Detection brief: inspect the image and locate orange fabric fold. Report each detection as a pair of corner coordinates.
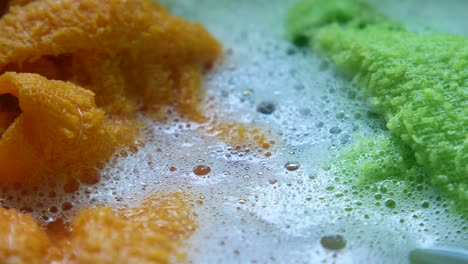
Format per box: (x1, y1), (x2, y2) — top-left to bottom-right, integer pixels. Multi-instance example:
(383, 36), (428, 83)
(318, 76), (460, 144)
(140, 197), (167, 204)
(0, 72), (136, 184)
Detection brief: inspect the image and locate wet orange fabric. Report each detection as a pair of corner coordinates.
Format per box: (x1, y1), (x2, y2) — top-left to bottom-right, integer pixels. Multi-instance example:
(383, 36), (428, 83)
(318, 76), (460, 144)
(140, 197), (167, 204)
(0, 0), (221, 117)
(0, 0), (36, 16)
(60, 193), (197, 264)
(0, 207), (50, 264)
(0, 0), (221, 183)
(9, 0), (36, 6)
(0, 1), (218, 262)
(0, 72), (136, 184)
(0, 194), (196, 264)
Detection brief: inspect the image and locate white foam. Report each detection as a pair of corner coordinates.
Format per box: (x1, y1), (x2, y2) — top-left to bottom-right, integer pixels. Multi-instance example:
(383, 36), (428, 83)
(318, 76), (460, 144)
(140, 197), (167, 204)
(158, 1), (466, 263)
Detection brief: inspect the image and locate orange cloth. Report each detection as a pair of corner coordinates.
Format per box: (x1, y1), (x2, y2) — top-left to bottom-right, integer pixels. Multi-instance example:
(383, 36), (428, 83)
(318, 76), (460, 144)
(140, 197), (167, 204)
(0, 1), (219, 261)
(0, 194), (196, 264)
(0, 72), (135, 184)
(0, 0), (221, 183)
(0, 207), (50, 264)
(0, 0), (221, 116)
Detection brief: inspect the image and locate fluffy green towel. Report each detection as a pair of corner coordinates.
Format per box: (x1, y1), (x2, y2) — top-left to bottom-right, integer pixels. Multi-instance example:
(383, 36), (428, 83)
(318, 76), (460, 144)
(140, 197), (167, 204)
(287, 0), (467, 214)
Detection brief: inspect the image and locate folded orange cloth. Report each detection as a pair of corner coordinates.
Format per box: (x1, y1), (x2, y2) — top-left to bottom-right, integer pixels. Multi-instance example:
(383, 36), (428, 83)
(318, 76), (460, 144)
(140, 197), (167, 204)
(0, 0), (221, 117)
(0, 0), (221, 184)
(0, 72), (135, 184)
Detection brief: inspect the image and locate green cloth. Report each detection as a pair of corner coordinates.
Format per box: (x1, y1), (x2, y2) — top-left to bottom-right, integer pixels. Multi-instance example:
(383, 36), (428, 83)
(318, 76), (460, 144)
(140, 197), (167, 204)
(287, 0), (467, 214)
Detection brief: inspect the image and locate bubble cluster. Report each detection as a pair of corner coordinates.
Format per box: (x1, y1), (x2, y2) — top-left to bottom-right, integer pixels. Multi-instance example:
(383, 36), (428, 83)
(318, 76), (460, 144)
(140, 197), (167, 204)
(157, 0), (467, 263)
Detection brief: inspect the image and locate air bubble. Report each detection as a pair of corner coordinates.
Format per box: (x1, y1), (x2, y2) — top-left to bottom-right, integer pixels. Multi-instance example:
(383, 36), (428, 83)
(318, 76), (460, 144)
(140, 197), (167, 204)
(79, 168), (101, 185)
(49, 206), (58, 214)
(243, 89), (254, 96)
(63, 179), (80, 193)
(61, 202), (73, 211)
(320, 235), (347, 250)
(384, 199), (396, 209)
(193, 165), (212, 176)
(421, 201), (430, 208)
(329, 127), (342, 134)
(256, 101), (276, 114)
(284, 162), (300, 171)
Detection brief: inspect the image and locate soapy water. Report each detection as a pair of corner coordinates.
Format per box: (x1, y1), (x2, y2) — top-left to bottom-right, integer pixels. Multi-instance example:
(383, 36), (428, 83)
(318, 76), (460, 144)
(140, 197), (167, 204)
(0, 0), (466, 263)
(368, 0), (468, 36)
(165, 1), (466, 263)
